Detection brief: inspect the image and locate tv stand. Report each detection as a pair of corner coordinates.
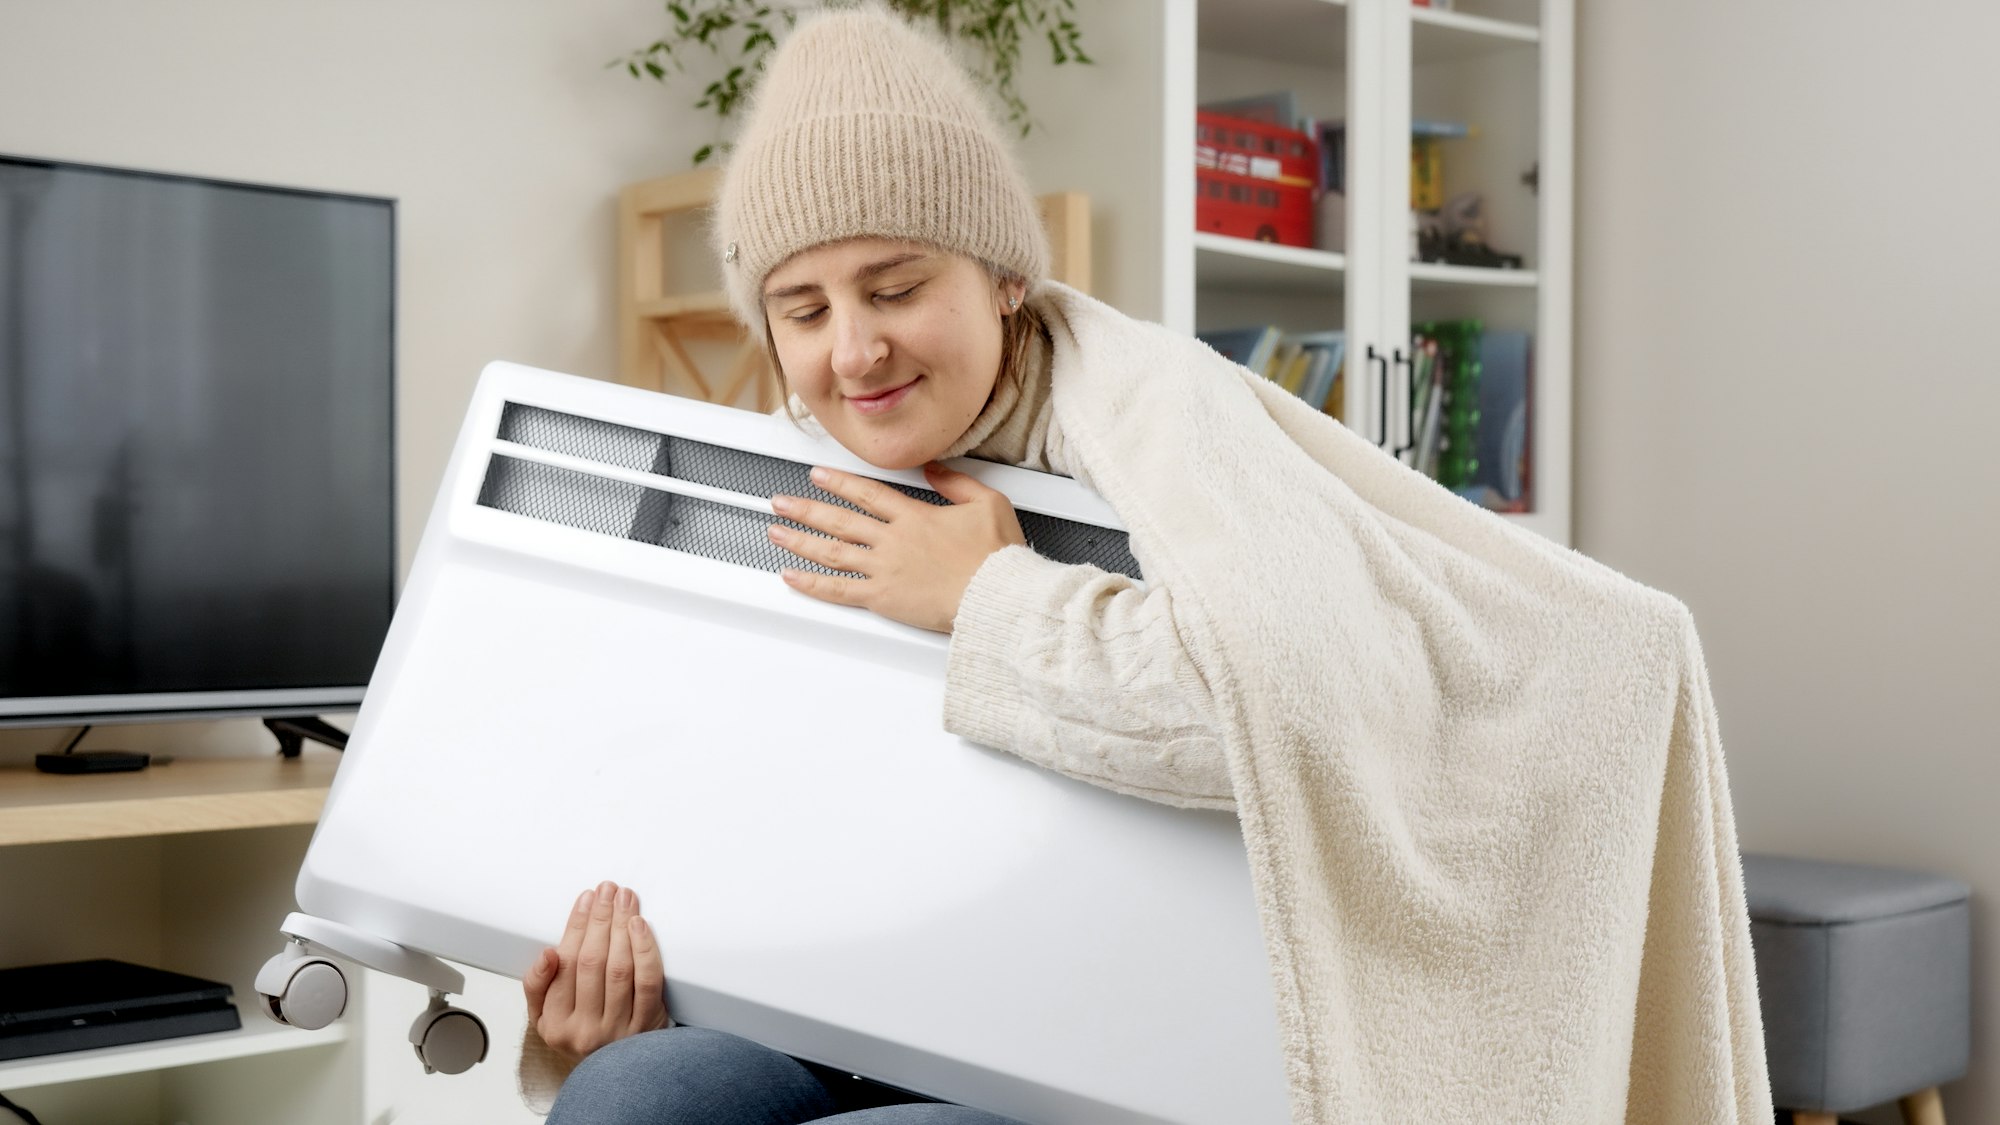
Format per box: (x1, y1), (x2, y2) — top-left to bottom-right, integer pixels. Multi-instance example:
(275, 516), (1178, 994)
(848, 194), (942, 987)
(0, 754), (352, 1122)
(263, 716), (349, 759)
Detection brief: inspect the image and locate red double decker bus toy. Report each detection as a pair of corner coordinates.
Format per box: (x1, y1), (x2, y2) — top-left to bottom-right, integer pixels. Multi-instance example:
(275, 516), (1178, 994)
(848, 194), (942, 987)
(1195, 111), (1317, 247)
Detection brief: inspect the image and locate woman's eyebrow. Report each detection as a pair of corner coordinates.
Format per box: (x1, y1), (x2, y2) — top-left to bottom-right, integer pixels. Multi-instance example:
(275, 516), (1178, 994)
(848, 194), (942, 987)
(763, 253), (930, 303)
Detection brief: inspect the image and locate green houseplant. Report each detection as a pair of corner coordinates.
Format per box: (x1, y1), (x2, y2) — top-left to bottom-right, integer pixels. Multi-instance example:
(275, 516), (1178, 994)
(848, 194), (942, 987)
(616, 0), (1092, 166)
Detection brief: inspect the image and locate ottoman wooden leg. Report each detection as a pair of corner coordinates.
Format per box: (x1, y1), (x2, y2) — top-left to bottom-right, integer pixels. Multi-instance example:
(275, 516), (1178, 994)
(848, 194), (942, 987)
(1900, 1086), (1946, 1125)
(1794, 1113), (1838, 1125)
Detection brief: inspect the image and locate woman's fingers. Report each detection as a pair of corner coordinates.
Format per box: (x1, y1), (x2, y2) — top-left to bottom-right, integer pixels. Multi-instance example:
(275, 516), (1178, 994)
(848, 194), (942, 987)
(629, 916), (668, 1033)
(522, 947), (559, 1024)
(603, 887), (637, 1029)
(769, 494), (884, 545)
(544, 888), (594, 1019)
(780, 566), (871, 608)
(806, 465), (914, 520)
(768, 523), (868, 575)
(922, 461), (993, 504)
(573, 881), (617, 1023)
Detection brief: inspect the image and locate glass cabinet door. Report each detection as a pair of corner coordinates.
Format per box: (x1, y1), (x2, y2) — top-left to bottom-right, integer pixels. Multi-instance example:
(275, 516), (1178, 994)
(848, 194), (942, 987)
(1379, 0), (1568, 540)
(1189, 0), (1360, 432)
(1178, 0), (1570, 544)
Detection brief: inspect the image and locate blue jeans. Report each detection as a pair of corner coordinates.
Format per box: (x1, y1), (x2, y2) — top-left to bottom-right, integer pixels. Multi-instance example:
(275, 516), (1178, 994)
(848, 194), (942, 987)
(546, 1027), (1026, 1125)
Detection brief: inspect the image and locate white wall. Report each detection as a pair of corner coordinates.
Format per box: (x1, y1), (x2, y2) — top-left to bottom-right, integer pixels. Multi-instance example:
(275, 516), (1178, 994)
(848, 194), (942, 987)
(0, 0), (728, 1119)
(1576, 2), (2000, 1120)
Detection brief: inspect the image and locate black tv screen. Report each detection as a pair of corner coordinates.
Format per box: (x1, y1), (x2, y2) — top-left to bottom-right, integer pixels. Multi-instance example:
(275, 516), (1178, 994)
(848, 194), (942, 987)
(0, 156), (395, 725)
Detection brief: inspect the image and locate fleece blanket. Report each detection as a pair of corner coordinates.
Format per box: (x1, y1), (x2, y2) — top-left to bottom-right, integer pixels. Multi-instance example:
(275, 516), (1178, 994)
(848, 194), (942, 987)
(1032, 281), (1771, 1123)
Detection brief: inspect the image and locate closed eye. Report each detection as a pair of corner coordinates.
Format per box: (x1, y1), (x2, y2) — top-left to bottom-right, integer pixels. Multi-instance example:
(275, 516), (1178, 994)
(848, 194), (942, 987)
(783, 284), (920, 325)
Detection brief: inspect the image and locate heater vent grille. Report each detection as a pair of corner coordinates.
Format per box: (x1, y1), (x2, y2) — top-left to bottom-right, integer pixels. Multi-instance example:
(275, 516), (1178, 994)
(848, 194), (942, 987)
(478, 455), (841, 575)
(481, 403), (1143, 580)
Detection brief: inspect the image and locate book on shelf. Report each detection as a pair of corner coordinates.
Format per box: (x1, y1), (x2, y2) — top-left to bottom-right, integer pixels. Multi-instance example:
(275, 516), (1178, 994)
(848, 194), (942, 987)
(1316, 121), (1346, 195)
(1277, 116), (1468, 254)
(1195, 325), (1283, 377)
(1454, 329), (1533, 513)
(1289, 330), (1346, 413)
(1408, 336), (1442, 474)
(1269, 340), (1309, 393)
(1411, 119), (1471, 139)
(1408, 121), (1468, 213)
(1195, 326), (1347, 414)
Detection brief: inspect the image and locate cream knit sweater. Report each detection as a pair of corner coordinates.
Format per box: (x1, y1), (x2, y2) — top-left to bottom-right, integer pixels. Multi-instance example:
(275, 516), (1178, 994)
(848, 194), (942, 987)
(523, 283), (1772, 1122)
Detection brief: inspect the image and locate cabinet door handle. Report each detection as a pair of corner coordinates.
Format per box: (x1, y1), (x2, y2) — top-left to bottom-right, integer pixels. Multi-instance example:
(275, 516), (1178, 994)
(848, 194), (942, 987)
(1366, 344), (1391, 448)
(1390, 348), (1415, 460)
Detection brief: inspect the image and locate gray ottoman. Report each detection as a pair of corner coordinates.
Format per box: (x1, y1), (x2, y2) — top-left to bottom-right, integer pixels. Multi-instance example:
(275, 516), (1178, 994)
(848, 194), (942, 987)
(1742, 853), (1971, 1125)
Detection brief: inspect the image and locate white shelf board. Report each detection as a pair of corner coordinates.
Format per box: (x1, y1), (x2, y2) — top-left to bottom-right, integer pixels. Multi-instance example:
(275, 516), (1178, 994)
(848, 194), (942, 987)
(1408, 260), (1539, 289)
(1198, 0), (1347, 70)
(1412, 8), (1539, 64)
(1195, 232), (1346, 295)
(0, 1000), (350, 1091)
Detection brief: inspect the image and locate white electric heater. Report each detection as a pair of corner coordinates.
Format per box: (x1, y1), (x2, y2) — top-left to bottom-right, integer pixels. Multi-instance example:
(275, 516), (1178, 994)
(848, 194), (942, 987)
(274, 361), (1289, 1123)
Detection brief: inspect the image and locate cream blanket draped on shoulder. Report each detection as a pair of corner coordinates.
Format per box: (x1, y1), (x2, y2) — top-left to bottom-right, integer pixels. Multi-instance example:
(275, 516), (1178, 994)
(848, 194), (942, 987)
(1026, 281), (1771, 1123)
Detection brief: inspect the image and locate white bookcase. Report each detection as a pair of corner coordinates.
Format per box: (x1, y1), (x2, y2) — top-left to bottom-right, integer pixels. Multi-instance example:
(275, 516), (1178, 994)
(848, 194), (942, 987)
(1024, 0), (1573, 545)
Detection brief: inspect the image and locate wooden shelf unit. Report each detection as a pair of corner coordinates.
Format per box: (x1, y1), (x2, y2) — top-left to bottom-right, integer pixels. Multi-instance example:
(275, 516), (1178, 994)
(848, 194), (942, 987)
(0, 753), (358, 1123)
(0, 754), (336, 847)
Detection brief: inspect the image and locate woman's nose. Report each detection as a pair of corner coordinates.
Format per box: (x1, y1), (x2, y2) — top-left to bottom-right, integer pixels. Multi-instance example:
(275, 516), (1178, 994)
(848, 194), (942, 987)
(830, 306), (888, 380)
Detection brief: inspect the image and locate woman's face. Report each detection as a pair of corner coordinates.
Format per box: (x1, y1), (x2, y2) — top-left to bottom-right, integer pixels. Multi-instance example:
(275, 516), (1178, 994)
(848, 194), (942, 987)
(763, 238), (1023, 470)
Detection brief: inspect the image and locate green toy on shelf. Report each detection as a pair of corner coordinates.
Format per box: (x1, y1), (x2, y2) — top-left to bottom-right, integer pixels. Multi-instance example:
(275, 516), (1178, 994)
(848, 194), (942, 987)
(1410, 319), (1481, 490)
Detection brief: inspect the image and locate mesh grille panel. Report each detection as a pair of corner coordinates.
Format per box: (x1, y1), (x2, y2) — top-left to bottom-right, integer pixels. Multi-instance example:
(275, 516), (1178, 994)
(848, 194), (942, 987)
(478, 456), (847, 576)
(1016, 511), (1142, 578)
(487, 402), (1142, 580)
(497, 403), (663, 472)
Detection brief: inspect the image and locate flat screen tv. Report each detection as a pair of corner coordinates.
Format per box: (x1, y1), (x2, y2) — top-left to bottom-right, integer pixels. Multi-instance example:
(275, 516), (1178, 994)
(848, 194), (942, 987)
(0, 155), (395, 728)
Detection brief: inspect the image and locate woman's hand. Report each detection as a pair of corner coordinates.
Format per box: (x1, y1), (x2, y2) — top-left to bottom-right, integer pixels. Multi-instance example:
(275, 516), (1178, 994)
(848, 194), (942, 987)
(768, 463), (1027, 634)
(522, 881), (669, 1067)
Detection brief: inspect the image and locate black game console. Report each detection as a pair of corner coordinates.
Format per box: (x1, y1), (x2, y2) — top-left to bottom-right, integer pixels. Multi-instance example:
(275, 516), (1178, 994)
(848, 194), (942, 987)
(0, 959), (241, 1061)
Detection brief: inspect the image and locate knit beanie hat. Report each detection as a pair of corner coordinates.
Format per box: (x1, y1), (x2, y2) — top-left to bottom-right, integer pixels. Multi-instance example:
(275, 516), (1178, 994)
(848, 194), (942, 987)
(711, 3), (1050, 342)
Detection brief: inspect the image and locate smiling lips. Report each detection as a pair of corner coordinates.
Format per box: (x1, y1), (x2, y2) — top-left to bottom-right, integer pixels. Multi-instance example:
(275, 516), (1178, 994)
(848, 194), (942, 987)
(847, 377), (919, 416)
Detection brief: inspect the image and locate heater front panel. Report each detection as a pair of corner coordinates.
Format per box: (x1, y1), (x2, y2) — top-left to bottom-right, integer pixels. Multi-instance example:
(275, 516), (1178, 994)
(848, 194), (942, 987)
(296, 363), (1289, 1124)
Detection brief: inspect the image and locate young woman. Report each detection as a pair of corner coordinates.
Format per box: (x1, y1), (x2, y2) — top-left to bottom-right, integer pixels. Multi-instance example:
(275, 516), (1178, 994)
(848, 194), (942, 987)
(519, 5), (1771, 1124)
(519, 8), (1228, 1121)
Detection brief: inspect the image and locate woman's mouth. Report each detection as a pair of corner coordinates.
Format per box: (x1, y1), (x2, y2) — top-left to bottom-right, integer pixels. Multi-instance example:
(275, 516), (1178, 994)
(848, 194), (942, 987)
(848, 378), (919, 416)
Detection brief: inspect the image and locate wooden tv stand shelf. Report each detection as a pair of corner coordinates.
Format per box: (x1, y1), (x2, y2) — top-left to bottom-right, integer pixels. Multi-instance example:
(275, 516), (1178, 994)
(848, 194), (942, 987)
(0, 750), (360, 1119)
(0, 754), (338, 847)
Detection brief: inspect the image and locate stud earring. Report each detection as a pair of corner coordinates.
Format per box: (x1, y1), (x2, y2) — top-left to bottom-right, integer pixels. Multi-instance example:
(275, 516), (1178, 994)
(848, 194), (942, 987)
(1008, 296), (1019, 309)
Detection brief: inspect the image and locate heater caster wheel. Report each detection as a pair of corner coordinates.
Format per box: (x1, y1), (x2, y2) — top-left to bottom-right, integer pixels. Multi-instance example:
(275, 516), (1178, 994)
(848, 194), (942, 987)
(254, 946), (348, 1030)
(409, 992), (489, 1075)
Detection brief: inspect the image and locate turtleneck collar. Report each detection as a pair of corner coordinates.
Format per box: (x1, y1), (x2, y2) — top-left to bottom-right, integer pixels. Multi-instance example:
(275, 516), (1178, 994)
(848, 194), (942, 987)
(941, 315), (1058, 472)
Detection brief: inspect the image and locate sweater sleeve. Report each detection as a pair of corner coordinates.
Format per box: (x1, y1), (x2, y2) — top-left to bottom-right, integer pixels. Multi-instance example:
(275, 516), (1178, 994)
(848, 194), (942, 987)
(945, 545), (1235, 812)
(517, 1025), (571, 1116)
